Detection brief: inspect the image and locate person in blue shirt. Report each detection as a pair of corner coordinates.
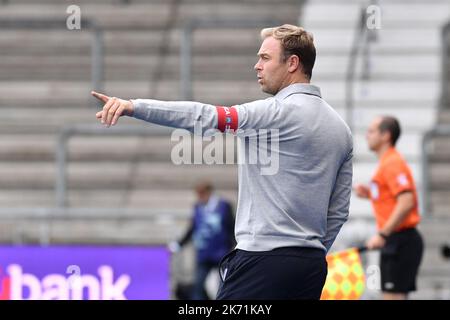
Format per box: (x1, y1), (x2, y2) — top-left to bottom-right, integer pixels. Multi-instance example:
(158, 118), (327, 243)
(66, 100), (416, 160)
(169, 181), (235, 300)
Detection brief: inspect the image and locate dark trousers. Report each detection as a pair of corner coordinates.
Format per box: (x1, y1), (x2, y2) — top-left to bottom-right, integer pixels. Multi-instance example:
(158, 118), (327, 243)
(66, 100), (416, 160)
(216, 246), (327, 300)
(380, 228), (423, 293)
(192, 260), (218, 300)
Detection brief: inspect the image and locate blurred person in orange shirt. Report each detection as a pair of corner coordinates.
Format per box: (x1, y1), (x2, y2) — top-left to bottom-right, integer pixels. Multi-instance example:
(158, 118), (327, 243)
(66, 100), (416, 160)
(354, 116), (423, 300)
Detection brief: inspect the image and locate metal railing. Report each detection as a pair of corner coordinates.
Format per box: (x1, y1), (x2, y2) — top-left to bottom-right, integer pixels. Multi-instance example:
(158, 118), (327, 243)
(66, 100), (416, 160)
(440, 21), (450, 109)
(345, 0), (379, 134)
(420, 21), (450, 216)
(421, 125), (450, 217)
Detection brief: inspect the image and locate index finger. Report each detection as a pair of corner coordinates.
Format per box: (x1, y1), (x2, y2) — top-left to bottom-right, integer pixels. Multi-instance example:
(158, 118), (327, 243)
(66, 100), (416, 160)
(91, 91), (110, 103)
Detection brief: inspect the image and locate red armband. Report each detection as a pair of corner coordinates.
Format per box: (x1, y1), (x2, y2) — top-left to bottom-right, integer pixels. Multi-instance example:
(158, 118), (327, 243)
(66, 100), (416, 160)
(216, 106), (238, 132)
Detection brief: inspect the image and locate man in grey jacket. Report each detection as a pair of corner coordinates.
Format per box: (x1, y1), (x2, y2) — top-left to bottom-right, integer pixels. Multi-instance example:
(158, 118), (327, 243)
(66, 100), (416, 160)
(92, 24), (353, 299)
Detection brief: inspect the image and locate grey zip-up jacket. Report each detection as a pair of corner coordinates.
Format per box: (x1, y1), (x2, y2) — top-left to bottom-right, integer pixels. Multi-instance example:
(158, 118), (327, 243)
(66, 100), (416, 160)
(131, 83), (353, 253)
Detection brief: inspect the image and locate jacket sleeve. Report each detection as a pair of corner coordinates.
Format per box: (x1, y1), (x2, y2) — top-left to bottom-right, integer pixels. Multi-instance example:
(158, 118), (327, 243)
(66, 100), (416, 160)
(131, 98), (278, 135)
(323, 149), (353, 252)
(232, 97), (281, 132)
(131, 99), (219, 135)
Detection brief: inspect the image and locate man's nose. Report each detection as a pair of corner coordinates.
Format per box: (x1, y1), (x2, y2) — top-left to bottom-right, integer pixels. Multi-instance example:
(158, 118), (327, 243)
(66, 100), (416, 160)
(254, 61), (261, 71)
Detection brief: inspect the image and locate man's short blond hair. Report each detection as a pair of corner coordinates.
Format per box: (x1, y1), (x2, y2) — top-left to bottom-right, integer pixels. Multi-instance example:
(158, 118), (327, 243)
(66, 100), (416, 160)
(261, 24), (316, 79)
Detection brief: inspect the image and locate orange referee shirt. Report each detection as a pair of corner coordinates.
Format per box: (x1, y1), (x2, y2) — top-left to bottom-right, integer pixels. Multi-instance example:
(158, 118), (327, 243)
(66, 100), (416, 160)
(369, 147), (420, 232)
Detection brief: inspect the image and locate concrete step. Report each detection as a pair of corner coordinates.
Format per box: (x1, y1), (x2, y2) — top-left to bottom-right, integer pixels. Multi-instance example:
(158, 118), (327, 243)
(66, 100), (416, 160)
(429, 191), (450, 217)
(429, 135), (450, 161)
(0, 54), (254, 82)
(1, 55), (441, 84)
(176, 2), (300, 24)
(0, 29), (259, 56)
(7, 160), (422, 190)
(411, 267), (450, 299)
(1, 107), (97, 128)
(0, 215), (189, 245)
(0, 79), (439, 109)
(0, 96), (438, 122)
(418, 218), (450, 247)
(0, 113), (147, 135)
(0, 80), (265, 110)
(0, 3), (171, 22)
(0, 24), (444, 58)
(1, 0), (298, 3)
(302, 2), (450, 27)
(0, 188), (238, 209)
(0, 103), (434, 133)
(3, 185), (413, 216)
(0, 133), (240, 161)
(437, 109), (450, 125)
(1, 53), (440, 82)
(0, 131), (425, 179)
(409, 286), (450, 300)
(314, 53), (440, 80)
(0, 160), (423, 215)
(0, 130), (425, 163)
(318, 79), (439, 104)
(0, 134), (56, 162)
(309, 27), (442, 54)
(418, 244), (450, 276)
(0, 132), (427, 182)
(430, 164), (450, 187)
(0, 161), (239, 189)
(0, 2), (299, 29)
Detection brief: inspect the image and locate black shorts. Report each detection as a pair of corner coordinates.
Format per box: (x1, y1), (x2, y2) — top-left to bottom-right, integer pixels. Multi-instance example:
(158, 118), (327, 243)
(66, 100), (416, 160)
(216, 246), (327, 300)
(380, 228), (423, 293)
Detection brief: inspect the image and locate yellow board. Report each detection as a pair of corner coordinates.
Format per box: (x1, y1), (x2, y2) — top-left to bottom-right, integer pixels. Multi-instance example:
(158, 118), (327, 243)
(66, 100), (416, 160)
(320, 247), (365, 300)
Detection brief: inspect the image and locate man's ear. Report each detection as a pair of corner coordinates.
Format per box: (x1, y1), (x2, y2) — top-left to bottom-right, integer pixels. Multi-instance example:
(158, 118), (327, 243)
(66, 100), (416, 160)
(287, 55), (301, 73)
(381, 131), (392, 144)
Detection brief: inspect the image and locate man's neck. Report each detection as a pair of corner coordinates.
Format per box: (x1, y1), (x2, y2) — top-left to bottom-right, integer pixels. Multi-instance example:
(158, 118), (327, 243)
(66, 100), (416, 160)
(278, 74), (310, 93)
(376, 144), (393, 159)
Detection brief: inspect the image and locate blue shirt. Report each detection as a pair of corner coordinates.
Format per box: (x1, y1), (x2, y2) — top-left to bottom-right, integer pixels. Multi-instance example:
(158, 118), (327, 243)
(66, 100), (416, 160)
(192, 196), (234, 263)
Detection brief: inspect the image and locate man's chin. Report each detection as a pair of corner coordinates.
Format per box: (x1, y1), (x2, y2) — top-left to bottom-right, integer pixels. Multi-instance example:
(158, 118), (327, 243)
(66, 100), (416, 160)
(260, 85), (275, 95)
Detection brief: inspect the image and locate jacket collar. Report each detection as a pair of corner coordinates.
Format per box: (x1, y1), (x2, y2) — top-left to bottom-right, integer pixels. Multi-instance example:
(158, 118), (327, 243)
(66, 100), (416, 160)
(274, 83), (322, 100)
